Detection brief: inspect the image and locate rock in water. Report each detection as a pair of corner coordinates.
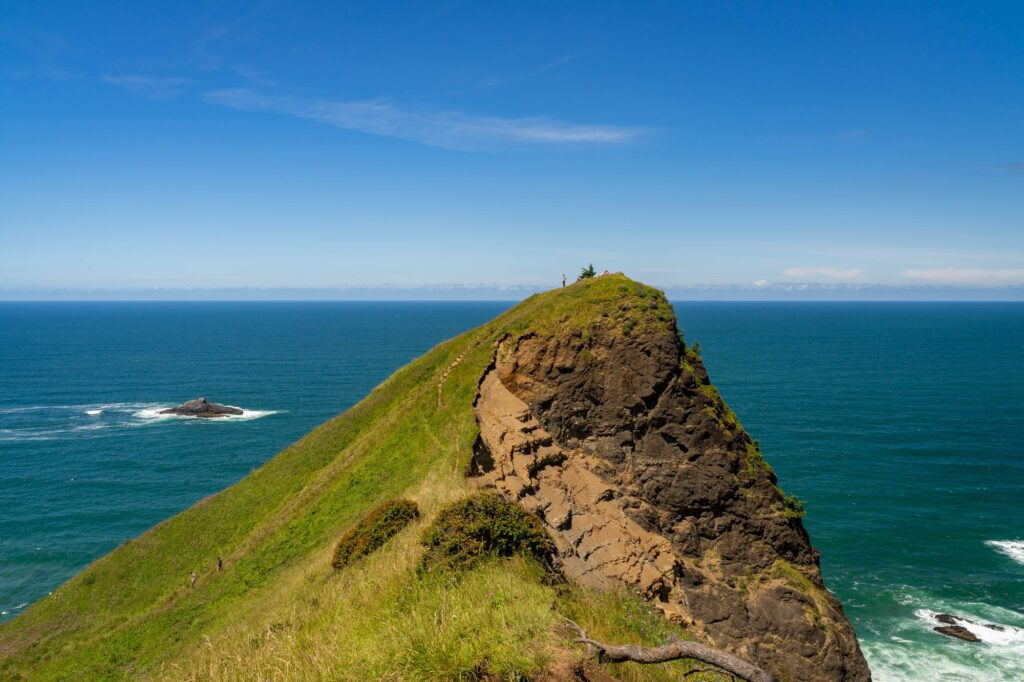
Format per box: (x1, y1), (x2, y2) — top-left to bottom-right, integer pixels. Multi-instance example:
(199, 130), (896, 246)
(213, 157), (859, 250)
(159, 397), (243, 418)
(934, 625), (981, 642)
(932, 613), (1000, 641)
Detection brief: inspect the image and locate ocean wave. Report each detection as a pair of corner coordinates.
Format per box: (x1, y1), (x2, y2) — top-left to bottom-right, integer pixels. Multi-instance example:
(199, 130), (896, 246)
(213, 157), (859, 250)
(860, 592), (1024, 681)
(986, 540), (1024, 567)
(0, 428), (65, 443)
(915, 609), (1024, 646)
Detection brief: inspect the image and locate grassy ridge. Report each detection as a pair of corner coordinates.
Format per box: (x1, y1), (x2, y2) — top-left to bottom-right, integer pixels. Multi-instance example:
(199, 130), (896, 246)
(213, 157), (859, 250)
(0, 275), (725, 681)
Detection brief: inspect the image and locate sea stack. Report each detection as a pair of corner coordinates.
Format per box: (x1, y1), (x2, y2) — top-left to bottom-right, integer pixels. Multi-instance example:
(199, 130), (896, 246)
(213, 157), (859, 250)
(469, 275), (871, 681)
(159, 397), (243, 418)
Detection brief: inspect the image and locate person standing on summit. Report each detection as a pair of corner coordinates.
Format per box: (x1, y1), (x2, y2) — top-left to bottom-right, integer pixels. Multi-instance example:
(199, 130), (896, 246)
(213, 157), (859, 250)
(562, 274), (567, 287)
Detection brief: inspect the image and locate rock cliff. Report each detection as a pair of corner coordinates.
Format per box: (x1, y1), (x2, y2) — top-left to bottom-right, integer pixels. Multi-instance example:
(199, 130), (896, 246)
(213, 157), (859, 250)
(469, 287), (870, 681)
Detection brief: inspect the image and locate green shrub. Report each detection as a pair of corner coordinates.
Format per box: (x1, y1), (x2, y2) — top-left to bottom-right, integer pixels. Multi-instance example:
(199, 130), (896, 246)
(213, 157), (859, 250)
(332, 499), (420, 570)
(782, 493), (806, 519)
(419, 493), (556, 574)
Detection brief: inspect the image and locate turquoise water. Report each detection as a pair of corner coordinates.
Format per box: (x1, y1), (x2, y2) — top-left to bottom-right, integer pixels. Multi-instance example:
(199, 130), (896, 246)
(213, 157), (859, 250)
(1, 301), (1022, 680)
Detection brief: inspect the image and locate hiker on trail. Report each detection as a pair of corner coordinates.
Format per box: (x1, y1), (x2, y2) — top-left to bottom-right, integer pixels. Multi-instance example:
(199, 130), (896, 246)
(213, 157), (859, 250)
(562, 274), (567, 287)
(189, 571), (197, 588)
(217, 557), (223, 571)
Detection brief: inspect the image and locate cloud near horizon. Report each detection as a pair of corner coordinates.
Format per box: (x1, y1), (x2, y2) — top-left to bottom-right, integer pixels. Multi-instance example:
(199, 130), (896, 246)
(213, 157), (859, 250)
(784, 266), (864, 281)
(205, 88), (644, 150)
(902, 268), (1024, 286)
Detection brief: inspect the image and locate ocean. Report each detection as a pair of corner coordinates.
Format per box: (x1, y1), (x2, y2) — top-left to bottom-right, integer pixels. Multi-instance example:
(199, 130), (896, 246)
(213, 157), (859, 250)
(0, 301), (1021, 680)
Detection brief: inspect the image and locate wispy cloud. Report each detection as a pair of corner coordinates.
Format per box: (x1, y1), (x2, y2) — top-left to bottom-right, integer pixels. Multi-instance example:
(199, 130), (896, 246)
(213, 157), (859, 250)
(205, 88), (643, 150)
(784, 266), (864, 281)
(1007, 162), (1024, 175)
(538, 51), (586, 73)
(838, 130), (867, 140)
(902, 268), (1024, 286)
(103, 74), (192, 100)
(478, 51), (587, 90)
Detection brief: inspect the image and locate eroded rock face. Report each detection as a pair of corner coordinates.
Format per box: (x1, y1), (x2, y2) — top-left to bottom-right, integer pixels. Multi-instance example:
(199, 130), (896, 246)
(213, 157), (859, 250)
(159, 397), (243, 418)
(470, 323), (871, 681)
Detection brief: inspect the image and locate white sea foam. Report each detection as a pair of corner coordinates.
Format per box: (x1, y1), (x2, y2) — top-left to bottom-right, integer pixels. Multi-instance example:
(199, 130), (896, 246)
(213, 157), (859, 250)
(986, 540), (1024, 567)
(132, 406), (179, 421)
(915, 609), (1024, 646)
(225, 409), (277, 421)
(0, 428), (63, 443)
(859, 588), (1024, 681)
(1, 402), (276, 442)
(863, 641), (1023, 681)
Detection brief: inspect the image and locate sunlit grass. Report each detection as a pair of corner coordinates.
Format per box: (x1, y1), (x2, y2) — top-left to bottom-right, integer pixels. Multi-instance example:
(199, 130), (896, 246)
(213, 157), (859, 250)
(0, 274), (725, 681)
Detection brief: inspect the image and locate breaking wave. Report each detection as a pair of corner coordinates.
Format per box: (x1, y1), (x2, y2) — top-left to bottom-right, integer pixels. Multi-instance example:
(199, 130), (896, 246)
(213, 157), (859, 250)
(986, 540), (1024, 567)
(860, 591), (1024, 681)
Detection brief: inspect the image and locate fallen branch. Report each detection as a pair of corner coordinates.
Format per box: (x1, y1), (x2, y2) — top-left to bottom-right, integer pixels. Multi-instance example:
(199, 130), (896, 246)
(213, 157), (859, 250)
(564, 619), (776, 682)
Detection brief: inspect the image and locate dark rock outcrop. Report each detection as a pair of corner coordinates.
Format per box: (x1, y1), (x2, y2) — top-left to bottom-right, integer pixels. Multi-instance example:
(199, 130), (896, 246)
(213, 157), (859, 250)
(159, 397), (242, 418)
(470, 301), (871, 681)
(933, 625), (981, 642)
(931, 613), (1002, 642)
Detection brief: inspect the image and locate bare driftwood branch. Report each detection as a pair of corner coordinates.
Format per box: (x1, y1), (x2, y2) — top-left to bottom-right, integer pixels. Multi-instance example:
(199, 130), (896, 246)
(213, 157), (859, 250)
(563, 619), (776, 682)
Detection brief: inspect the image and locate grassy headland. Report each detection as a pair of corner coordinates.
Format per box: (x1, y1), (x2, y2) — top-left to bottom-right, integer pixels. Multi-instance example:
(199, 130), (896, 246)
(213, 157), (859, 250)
(0, 275), (729, 681)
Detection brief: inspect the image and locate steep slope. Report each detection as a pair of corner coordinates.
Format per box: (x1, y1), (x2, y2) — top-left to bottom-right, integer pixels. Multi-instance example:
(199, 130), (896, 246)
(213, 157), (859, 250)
(0, 275), (868, 681)
(470, 287), (869, 681)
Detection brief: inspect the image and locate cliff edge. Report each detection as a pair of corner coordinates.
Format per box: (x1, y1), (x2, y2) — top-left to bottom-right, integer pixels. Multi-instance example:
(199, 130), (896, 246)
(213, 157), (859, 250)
(470, 275), (870, 681)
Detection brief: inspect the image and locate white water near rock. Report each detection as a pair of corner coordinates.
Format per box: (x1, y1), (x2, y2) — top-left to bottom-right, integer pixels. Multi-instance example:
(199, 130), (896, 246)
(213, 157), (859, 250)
(986, 540), (1024, 567)
(132, 406), (277, 422)
(861, 594), (1024, 681)
(0, 403), (277, 442)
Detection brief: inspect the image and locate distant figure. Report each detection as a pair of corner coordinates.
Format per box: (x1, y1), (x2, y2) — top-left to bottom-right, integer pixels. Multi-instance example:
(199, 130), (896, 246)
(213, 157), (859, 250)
(561, 274), (567, 287)
(189, 571), (197, 588)
(600, 269), (610, 276)
(216, 557), (223, 572)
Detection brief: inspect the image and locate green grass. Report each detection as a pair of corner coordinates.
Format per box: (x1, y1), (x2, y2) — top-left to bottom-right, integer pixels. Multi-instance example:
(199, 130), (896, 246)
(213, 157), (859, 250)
(0, 274), (748, 681)
(556, 586), (734, 682)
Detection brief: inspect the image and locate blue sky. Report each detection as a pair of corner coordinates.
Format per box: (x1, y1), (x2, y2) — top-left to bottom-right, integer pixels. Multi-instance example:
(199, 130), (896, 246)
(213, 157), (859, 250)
(1, 1), (1022, 299)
